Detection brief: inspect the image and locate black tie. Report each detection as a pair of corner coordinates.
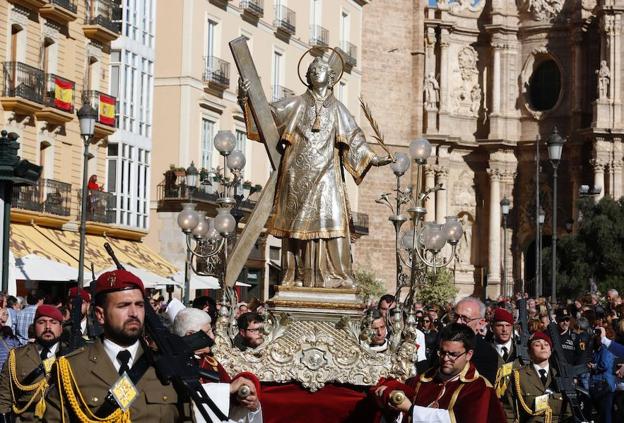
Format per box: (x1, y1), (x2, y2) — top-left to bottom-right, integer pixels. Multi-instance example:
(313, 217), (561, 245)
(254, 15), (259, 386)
(539, 369), (548, 386)
(501, 346), (509, 362)
(117, 350), (131, 376)
(40, 347), (50, 361)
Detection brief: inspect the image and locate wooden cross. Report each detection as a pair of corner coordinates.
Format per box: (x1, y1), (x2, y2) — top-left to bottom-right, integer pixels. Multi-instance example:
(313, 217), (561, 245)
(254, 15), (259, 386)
(225, 37), (281, 287)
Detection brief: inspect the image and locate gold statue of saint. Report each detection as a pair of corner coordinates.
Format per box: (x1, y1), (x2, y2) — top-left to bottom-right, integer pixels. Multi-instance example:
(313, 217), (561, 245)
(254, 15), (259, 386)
(238, 50), (391, 288)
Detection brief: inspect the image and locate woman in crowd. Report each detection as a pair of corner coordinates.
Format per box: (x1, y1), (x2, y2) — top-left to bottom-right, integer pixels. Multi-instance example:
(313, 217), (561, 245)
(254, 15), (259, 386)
(589, 326), (617, 423)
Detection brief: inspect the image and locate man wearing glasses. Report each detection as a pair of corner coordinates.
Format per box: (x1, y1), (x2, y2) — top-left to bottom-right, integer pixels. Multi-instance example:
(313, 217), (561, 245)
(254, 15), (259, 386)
(233, 312), (265, 352)
(555, 308), (578, 365)
(453, 297), (499, 385)
(374, 323), (505, 422)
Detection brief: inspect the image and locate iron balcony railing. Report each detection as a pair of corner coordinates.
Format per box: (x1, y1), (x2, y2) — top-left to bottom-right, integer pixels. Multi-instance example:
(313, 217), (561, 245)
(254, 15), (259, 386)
(49, 0), (78, 14)
(82, 90), (117, 127)
(309, 25), (329, 47)
(77, 188), (115, 223)
(44, 73), (75, 113)
(158, 177), (258, 211)
(13, 178), (72, 217)
(203, 56), (230, 88)
(274, 5), (295, 34)
(240, 0), (263, 16)
(86, 0), (121, 34)
(340, 40), (358, 67)
(272, 85), (295, 102)
(2, 62), (44, 104)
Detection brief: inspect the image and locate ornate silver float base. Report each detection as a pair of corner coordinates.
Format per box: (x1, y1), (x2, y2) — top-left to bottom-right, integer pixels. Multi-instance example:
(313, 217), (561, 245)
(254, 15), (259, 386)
(267, 286), (365, 319)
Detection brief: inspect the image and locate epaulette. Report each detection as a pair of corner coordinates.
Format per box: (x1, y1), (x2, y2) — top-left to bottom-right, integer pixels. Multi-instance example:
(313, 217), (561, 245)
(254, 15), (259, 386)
(60, 346), (86, 359)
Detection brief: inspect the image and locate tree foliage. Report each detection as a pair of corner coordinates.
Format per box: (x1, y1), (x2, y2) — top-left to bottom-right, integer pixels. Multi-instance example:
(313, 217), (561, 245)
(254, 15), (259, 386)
(354, 268), (386, 303)
(413, 268), (458, 306)
(543, 197), (624, 297)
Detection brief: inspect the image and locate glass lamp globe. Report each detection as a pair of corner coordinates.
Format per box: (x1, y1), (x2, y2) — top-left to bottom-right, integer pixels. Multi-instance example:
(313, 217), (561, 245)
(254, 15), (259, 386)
(443, 216), (463, 245)
(214, 208), (236, 237)
(227, 150), (246, 171)
(77, 103), (97, 138)
(177, 203), (200, 233)
(546, 126), (565, 163)
(186, 161), (199, 188)
(214, 130), (236, 156)
(206, 218), (223, 242)
(390, 152), (410, 177)
(409, 138), (432, 164)
(191, 212), (210, 239)
(422, 222), (446, 252)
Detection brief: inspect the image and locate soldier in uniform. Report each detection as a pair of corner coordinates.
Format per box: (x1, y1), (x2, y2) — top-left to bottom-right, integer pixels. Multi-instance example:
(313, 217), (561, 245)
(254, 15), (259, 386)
(44, 269), (187, 422)
(556, 308), (578, 365)
(511, 332), (571, 422)
(0, 305), (64, 422)
(491, 308), (521, 422)
(61, 287), (97, 343)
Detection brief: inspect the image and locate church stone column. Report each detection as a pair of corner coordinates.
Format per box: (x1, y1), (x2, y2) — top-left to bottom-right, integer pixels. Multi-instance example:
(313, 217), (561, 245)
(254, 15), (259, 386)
(492, 43), (502, 115)
(435, 166), (448, 224)
(612, 161), (623, 199)
(425, 165), (436, 221)
(487, 168), (502, 297)
(591, 159), (606, 201)
(439, 28), (450, 114)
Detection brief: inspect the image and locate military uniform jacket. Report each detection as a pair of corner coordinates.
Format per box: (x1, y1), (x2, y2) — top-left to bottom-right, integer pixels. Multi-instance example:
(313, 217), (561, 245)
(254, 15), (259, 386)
(493, 342), (521, 423)
(44, 338), (188, 423)
(0, 343), (49, 421)
(511, 364), (570, 423)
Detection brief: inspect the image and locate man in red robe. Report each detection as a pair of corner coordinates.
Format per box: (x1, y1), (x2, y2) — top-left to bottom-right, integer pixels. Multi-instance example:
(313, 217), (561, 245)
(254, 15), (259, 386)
(374, 323), (505, 422)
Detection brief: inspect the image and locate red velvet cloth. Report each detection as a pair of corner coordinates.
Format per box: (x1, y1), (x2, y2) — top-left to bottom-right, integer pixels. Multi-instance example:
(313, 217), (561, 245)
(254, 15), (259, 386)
(259, 382), (379, 423)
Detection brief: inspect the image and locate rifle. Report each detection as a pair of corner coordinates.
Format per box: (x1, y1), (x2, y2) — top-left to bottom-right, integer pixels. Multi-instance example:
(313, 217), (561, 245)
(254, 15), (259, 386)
(88, 264), (104, 338)
(515, 298), (530, 365)
(102, 243), (226, 423)
(67, 291), (85, 352)
(545, 303), (588, 422)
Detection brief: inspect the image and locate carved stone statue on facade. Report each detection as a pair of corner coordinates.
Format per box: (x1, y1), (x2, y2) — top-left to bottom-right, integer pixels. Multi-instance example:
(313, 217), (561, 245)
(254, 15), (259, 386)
(424, 72), (439, 111)
(456, 213), (473, 265)
(239, 50), (392, 289)
(452, 46), (481, 117)
(518, 0), (565, 22)
(597, 60), (610, 100)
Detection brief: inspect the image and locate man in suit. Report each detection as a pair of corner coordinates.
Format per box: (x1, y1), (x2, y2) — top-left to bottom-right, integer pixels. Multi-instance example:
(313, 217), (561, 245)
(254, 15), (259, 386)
(511, 332), (570, 423)
(491, 307), (521, 422)
(0, 304), (64, 422)
(44, 269), (186, 422)
(453, 297), (499, 385)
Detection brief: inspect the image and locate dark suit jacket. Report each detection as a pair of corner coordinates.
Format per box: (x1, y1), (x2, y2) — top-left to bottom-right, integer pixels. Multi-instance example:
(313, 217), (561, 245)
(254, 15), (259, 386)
(473, 335), (499, 385)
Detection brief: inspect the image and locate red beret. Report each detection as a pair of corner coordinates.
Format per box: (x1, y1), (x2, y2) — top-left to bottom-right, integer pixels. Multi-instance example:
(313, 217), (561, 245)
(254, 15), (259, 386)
(95, 269), (145, 296)
(492, 308), (514, 325)
(35, 305), (63, 323)
(69, 287), (91, 302)
(530, 331), (553, 348)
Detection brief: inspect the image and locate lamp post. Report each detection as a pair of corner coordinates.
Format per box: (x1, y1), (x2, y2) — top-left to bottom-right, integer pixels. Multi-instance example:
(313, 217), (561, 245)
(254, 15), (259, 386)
(537, 207), (545, 297)
(546, 127), (565, 303)
(500, 197), (510, 298)
(0, 131), (42, 293)
(76, 103), (97, 287)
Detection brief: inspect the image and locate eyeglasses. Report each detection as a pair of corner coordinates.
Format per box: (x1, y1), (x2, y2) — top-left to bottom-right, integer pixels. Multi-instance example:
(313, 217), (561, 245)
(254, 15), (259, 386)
(245, 328), (262, 334)
(437, 350), (467, 361)
(423, 319), (431, 323)
(454, 314), (480, 324)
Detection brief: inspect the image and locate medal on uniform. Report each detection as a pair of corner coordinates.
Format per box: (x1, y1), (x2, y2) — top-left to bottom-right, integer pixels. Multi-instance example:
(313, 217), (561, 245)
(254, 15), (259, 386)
(534, 393), (549, 411)
(42, 357), (55, 374)
(501, 362), (513, 378)
(110, 372), (139, 412)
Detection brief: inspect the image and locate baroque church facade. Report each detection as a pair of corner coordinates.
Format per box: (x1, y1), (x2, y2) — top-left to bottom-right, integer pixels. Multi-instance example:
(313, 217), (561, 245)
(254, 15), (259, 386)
(355, 0), (624, 299)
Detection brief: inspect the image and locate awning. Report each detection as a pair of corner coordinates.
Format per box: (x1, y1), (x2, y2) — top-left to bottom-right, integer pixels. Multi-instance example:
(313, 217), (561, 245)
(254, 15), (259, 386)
(10, 223), (179, 281)
(15, 254), (78, 281)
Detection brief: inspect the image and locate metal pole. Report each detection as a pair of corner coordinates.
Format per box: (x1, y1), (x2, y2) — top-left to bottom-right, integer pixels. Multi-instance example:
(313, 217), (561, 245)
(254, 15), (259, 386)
(535, 136), (540, 298)
(77, 137), (91, 287)
(394, 174), (402, 290)
(183, 234), (191, 305)
(1, 183), (12, 293)
(503, 215), (508, 298)
(551, 165), (558, 304)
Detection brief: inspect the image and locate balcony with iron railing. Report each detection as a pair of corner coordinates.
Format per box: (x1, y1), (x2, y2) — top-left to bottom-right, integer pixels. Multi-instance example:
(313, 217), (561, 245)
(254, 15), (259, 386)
(82, 90), (117, 139)
(40, 0), (78, 23)
(274, 5), (295, 36)
(203, 56), (230, 95)
(83, 0), (121, 43)
(77, 188), (116, 224)
(1, 61), (45, 115)
(309, 25), (329, 47)
(35, 73), (75, 123)
(339, 40), (358, 69)
(272, 85), (295, 102)
(240, 0), (263, 17)
(12, 178), (72, 218)
(8, 0), (47, 11)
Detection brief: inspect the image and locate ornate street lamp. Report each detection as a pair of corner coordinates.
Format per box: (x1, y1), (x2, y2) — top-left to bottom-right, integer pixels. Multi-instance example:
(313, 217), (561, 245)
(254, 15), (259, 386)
(500, 197), (510, 298)
(76, 103), (97, 287)
(546, 127), (565, 303)
(537, 207), (545, 297)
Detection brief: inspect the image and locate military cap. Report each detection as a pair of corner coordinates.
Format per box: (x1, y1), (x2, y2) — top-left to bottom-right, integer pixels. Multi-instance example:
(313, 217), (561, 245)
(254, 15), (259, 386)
(95, 269), (145, 296)
(69, 287), (91, 302)
(35, 304), (63, 322)
(529, 331), (552, 348)
(492, 308), (514, 325)
(555, 308), (571, 320)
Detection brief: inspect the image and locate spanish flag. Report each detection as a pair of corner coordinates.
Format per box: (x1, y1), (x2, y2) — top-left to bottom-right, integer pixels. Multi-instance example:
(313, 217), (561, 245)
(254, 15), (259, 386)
(99, 93), (116, 126)
(53, 77), (73, 111)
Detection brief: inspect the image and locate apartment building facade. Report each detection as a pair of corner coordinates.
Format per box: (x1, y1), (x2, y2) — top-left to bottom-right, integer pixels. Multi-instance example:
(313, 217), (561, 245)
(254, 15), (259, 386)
(149, 0), (369, 300)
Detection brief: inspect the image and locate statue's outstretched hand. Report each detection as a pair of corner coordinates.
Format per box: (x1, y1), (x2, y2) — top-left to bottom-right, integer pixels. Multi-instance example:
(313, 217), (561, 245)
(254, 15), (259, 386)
(237, 77), (251, 102)
(372, 154), (393, 167)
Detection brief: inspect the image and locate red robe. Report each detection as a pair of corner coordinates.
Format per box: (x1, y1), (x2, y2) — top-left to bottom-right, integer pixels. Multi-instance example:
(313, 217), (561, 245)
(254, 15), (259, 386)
(407, 362), (505, 422)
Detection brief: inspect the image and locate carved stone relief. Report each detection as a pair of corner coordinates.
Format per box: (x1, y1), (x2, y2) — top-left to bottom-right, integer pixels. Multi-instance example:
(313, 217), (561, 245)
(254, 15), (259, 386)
(517, 0), (565, 22)
(451, 46), (481, 117)
(452, 170), (477, 211)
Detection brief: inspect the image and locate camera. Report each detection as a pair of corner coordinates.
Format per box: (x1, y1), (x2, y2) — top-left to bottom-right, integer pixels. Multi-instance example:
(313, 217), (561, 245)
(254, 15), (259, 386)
(594, 328), (602, 337)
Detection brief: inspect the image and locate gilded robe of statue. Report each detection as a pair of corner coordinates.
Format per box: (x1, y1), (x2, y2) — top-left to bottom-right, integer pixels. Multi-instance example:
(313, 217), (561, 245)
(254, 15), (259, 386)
(243, 89), (376, 288)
